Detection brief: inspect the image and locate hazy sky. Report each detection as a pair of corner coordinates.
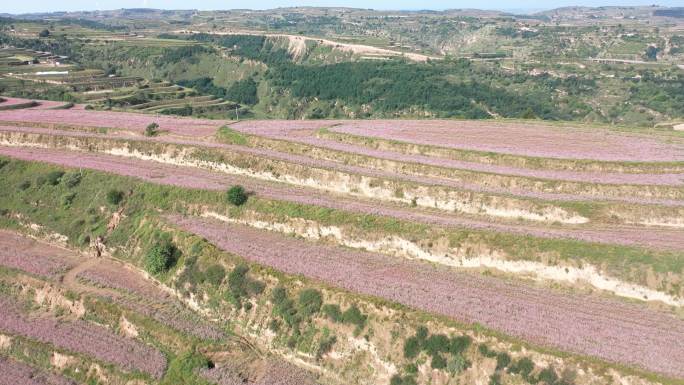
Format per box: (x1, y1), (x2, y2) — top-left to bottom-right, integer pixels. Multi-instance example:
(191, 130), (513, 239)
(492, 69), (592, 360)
(1, 0), (682, 14)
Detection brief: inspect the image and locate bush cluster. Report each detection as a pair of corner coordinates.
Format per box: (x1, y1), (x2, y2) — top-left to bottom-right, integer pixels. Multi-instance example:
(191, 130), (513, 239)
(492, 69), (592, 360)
(403, 327), (472, 372)
(321, 303), (367, 329)
(227, 263), (265, 308)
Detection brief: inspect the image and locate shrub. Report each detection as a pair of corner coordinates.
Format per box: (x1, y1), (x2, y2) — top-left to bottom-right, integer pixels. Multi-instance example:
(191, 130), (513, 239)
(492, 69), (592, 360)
(322, 304), (342, 322)
(246, 278), (265, 295)
(145, 240), (177, 275)
(496, 352), (511, 371)
(226, 185), (248, 206)
(315, 335), (337, 359)
(227, 263), (264, 306)
(277, 299), (300, 327)
(489, 373), (502, 385)
(390, 375), (417, 385)
(341, 304), (367, 329)
(416, 326), (428, 341)
(271, 286), (288, 306)
(106, 189), (124, 205)
(204, 264), (226, 285)
(18, 180), (31, 190)
(78, 234), (90, 246)
(228, 264), (250, 299)
(268, 319), (281, 332)
(424, 334), (450, 356)
(390, 375), (404, 385)
(145, 122), (160, 136)
(38, 29), (50, 38)
(510, 357), (535, 379)
(447, 354), (469, 374)
(46, 171), (65, 186)
(478, 344), (497, 358)
(537, 367), (558, 385)
(431, 354), (447, 369)
(106, 189), (125, 205)
(403, 336), (421, 359)
(449, 335), (472, 355)
(61, 192), (76, 207)
(62, 172), (82, 188)
(298, 289), (323, 317)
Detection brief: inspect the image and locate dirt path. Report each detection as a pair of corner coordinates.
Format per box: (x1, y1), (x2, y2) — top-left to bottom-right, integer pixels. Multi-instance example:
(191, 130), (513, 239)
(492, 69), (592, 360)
(60, 256), (120, 298)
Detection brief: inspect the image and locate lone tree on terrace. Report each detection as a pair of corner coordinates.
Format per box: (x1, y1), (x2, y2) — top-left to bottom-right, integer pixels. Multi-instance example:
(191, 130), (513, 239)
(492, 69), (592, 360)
(145, 239), (177, 275)
(226, 185), (248, 206)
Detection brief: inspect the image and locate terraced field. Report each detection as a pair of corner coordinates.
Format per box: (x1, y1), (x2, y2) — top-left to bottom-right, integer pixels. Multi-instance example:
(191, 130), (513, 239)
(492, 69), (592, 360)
(1, 97), (683, 385)
(0, 231), (310, 385)
(0, 356), (75, 385)
(170, 215), (684, 378)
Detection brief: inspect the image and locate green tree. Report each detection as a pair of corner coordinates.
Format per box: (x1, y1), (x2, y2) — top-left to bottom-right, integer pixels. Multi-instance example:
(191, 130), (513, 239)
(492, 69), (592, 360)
(145, 240), (177, 275)
(226, 185), (248, 206)
(228, 78), (258, 105)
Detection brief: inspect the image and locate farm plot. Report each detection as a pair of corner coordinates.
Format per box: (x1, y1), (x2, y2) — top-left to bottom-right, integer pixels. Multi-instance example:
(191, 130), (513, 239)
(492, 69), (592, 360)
(326, 120), (684, 162)
(1, 146), (683, 251)
(170, 215), (684, 379)
(0, 296), (167, 378)
(3, 125), (683, 212)
(0, 102), (224, 136)
(200, 358), (319, 385)
(0, 230), (80, 278)
(0, 97), (73, 110)
(0, 230), (225, 341)
(75, 259), (225, 340)
(0, 356), (75, 385)
(229, 120), (684, 185)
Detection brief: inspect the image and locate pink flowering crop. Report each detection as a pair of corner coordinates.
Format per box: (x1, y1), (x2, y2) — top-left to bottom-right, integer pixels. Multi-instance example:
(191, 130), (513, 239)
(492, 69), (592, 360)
(172, 215), (684, 379)
(0, 356), (75, 385)
(0, 101), (224, 136)
(327, 120), (684, 162)
(1, 146), (682, 251)
(0, 230), (79, 278)
(0, 297), (167, 378)
(229, 120), (684, 186)
(77, 261), (225, 340)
